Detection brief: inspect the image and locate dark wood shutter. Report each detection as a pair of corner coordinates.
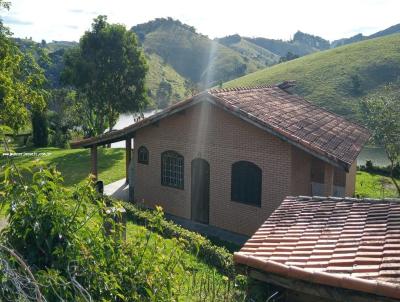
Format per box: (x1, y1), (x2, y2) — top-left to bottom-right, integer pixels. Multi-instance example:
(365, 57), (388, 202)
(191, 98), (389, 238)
(231, 161), (262, 207)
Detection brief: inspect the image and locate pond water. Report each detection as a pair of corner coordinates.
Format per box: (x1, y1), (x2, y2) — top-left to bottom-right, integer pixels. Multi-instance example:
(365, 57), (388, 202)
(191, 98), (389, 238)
(110, 111), (158, 148)
(357, 146), (389, 167)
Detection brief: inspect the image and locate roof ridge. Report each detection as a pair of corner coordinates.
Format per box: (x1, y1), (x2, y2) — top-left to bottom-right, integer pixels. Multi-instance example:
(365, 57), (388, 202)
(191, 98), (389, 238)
(208, 84), (276, 94)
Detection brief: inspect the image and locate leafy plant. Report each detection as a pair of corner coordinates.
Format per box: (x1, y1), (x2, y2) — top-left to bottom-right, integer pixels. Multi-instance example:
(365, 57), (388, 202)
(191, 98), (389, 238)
(0, 138), (247, 300)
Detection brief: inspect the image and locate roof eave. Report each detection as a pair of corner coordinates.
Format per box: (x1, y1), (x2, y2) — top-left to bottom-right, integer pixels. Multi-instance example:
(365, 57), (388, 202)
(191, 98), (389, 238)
(234, 254), (400, 301)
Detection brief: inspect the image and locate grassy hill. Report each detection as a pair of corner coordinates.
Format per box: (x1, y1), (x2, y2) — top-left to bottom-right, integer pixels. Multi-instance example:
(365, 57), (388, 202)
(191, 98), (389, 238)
(132, 18), (265, 87)
(223, 34), (400, 119)
(332, 23), (400, 48)
(145, 53), (189, 107)
(216, 34), (279, 67)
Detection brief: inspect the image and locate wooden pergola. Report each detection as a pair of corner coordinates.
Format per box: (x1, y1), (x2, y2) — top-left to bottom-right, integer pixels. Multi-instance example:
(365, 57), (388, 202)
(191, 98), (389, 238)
(69, 94), (206, 182)
(71, 132), (135, 183)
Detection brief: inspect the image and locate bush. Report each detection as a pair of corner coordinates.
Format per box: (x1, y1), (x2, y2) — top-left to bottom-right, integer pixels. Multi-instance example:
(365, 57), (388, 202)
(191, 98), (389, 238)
(0, 163), (246, 301)
(121, 201), (236, 278)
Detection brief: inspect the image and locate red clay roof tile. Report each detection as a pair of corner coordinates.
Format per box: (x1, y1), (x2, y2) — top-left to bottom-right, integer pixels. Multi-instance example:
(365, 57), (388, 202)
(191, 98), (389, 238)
(234, 196), (400, 300)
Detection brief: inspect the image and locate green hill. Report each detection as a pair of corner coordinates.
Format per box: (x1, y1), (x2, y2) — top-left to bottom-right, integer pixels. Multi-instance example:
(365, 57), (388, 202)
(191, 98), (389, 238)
(216, 34), (279, 67)
(223, 34), (400, 119)
(132, 18), (265, 87)
(332, 23), (400, 48)
(243, 31), (329, 58)
(145, 53), (190, 107)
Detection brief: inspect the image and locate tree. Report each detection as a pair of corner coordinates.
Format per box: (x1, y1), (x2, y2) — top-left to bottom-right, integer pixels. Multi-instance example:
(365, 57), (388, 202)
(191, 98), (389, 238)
(47, 88), (79, 146)
(31, 109), (48, 147)
(360, 88), (400, 196)
(351, 74), (362, 95)
(62, 15), (148, 136)
(0, 1), (47, 132)
(279, 51), (300, 63)
(156, 80), (172, 108)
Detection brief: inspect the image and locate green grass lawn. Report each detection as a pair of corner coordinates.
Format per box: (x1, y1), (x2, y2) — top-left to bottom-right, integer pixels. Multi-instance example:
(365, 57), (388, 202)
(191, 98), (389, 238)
(0, 147), (126, 187)
(355, 171), (399, 198)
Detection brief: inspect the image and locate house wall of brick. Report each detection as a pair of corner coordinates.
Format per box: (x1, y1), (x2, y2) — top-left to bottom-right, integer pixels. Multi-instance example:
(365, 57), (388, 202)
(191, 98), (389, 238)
(133, 101), (294, 235)
(133, 100), (357, 235)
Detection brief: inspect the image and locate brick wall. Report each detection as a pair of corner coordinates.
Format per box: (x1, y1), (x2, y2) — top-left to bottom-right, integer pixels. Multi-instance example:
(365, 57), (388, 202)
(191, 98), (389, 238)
(133, 100), (357, 235)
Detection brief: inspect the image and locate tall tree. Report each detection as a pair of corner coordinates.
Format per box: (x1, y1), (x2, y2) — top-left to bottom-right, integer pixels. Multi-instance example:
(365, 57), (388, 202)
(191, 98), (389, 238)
(62, 15), (148, 136)
(0, 1), (47, 132)
(360, 88), (400, 196)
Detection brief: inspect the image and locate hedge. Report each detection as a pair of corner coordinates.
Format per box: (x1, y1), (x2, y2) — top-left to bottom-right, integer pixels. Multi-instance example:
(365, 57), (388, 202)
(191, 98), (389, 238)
(121, 201), (236, 277)
(359, 160), (400, 178)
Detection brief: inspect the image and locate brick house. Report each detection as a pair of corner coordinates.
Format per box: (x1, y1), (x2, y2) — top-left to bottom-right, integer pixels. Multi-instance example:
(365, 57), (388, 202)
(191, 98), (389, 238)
(71, 83), (370, 236)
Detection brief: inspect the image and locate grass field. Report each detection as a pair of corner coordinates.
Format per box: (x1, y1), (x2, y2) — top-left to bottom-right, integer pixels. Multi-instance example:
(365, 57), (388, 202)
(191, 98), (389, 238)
(223, 33), (400, 119)
(0, 147), (126, 187)
(355, 171), (399, 198)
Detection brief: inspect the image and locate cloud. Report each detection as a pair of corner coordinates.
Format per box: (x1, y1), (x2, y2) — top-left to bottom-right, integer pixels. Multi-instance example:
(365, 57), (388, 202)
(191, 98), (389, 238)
(65, 25), (79, 29)
(3, 16), (33, 26)
(3, 0), (400, 42)
(68, 8), (85, 14)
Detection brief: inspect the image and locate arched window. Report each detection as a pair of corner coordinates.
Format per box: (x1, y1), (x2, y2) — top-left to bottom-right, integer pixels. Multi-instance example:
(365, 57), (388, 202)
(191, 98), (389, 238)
(138, 146), (149, 164)
(161, 151), (184, 189)
(231, 161), (262, 207)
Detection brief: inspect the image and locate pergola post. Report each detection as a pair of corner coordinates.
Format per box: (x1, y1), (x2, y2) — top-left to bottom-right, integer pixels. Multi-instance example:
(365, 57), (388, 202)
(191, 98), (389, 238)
(126, 138), (132, 184)
(91, 145), (98, 180)
(324, 164), (334, 196)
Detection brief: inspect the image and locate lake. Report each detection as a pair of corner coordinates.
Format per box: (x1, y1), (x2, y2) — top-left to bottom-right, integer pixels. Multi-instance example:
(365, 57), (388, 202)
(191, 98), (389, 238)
(110, 111), (158, 148)
(357, 146), (388, 167)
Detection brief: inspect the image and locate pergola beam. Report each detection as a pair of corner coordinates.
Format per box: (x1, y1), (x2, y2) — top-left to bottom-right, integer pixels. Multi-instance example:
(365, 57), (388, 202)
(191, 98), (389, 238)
(125, 138), (132, 183)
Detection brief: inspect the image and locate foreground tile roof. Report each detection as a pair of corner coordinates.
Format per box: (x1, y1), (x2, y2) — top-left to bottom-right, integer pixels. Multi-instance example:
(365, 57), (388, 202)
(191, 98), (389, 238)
(71, 83), (370, 169)
(234, 196), (400, 300)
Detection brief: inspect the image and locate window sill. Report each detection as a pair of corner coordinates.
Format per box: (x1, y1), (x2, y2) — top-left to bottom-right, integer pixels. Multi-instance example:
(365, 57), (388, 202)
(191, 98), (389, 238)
(161, 184), (184, 190)
(230, 199), (261, 208)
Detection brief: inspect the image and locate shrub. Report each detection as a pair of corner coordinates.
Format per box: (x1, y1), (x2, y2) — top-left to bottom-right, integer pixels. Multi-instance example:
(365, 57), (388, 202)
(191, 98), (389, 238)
(0, 163), (246, 301)
(359, 160), (400, 179)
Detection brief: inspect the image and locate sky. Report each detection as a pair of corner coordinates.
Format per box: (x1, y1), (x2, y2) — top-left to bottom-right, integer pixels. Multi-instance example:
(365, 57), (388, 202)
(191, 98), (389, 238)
(2, 0), (400, 42)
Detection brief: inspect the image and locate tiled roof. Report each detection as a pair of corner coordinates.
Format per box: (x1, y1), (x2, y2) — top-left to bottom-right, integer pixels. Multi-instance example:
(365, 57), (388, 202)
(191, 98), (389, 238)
(71, 83), (370, 169)
(234, 196), (400, 300)
(209, 85), (370, 170)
